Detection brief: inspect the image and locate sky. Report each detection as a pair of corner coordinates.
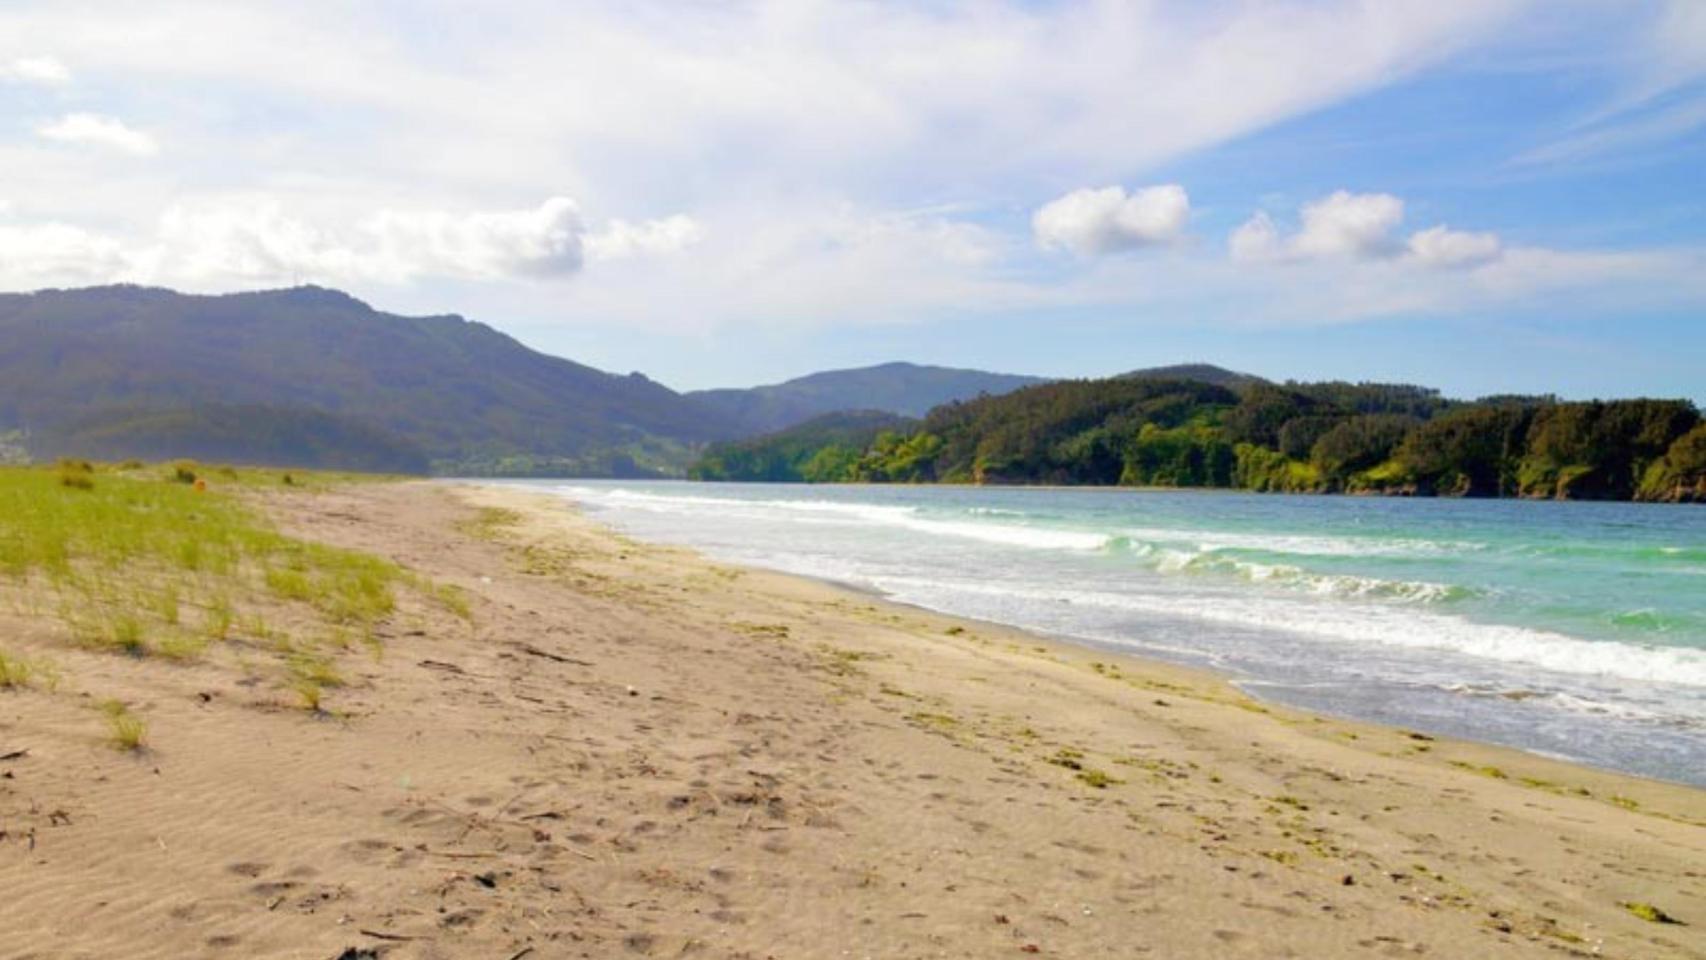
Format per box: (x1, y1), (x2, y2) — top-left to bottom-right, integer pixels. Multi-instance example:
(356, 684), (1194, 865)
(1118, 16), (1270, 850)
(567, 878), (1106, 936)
(2, 0), (1704, 400)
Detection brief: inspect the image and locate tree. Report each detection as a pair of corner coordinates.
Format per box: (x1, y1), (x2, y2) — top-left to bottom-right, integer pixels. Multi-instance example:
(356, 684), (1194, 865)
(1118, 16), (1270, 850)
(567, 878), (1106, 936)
(1638, 422), (1706, 502)
(1311, 414), (1418, 483)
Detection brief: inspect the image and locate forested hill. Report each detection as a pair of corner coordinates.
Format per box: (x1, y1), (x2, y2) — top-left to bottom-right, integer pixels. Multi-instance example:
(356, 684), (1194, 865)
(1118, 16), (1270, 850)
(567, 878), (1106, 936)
(1119, 363), (1264, 388)
(0, 285), (735, 475)
(688, 410), (918, 482)
(690, 376), (1706, 503)
(687, 361), (1045, 435)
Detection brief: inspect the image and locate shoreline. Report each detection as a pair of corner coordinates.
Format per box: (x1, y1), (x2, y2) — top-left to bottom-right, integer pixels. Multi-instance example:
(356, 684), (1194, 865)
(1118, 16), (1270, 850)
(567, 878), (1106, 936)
(517, 482), (1705, 796)
(3, 478), (1701, 958)
(512, 478), (1706, 790)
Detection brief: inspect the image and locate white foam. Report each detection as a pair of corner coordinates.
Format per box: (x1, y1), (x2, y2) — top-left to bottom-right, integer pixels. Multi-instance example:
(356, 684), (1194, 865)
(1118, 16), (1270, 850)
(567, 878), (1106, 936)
(1116, 526), (1483, 559)
(537, 482), (1706, 692)
(553, 485), (1110, 552)
(1140, 544), (1467, 603)
(882, 577), (1706, 689)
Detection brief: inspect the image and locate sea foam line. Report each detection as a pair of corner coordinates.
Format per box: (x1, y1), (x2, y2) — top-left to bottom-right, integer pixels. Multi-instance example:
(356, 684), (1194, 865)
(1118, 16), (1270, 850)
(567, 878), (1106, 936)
(556, 485), (1476, 603)
(876, 577), (1706, 689)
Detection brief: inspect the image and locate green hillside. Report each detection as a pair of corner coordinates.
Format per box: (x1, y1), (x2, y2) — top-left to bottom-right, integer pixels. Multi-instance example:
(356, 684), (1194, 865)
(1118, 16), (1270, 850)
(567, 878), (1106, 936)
(692, 375), (1705, 502)
(690, 410), (919, 482)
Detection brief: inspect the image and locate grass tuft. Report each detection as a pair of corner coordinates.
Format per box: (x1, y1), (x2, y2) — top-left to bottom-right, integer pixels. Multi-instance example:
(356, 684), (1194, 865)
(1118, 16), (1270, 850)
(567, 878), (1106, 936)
(109, 613), (147, 655)
(1621, 901), (1682, 924)
(0, 650), (34, 688)
(156, 634), (210, 661)
(291, 678), (325, 712)
(430, 581), (472, 621)
(287, 651), (343, 688)
(1075, 768), (1121, 789)
(459, 506), (523, 541)
(98, 699), (147, 751)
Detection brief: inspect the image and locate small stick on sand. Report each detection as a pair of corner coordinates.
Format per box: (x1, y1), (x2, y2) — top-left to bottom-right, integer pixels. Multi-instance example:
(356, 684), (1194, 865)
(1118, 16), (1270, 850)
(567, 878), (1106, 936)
(516, 644), (592, 666)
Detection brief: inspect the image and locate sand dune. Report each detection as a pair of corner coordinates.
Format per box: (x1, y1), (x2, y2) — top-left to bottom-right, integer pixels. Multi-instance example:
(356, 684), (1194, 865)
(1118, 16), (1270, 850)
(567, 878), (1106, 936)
(1, 480), (1702, 958)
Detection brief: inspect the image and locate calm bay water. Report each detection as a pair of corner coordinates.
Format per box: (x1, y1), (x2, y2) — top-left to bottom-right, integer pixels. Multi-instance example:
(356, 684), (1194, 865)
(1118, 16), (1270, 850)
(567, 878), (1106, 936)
(506, 480), (1706, 786)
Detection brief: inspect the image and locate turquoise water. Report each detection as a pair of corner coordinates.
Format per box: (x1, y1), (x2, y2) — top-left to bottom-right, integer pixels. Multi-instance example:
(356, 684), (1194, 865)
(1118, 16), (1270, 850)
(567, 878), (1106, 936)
(513, 481), (1706, 786)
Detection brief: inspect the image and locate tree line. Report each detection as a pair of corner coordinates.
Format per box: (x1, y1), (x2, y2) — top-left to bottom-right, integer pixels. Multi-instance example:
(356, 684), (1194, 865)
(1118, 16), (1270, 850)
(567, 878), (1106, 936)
(690, 376), (1706, 502)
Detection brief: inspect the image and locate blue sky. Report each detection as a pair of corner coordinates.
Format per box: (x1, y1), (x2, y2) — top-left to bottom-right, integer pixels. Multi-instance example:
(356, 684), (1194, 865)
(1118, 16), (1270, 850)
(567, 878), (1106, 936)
(2, 1), (1703, 401)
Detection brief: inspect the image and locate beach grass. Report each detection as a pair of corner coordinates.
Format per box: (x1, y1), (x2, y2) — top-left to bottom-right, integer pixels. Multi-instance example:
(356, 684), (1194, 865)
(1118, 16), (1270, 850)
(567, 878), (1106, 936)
(97, 699), (147, 751)
(0, 463), (409, 654)
(0, 650), (38, 688)
(0, 461), (456, 722)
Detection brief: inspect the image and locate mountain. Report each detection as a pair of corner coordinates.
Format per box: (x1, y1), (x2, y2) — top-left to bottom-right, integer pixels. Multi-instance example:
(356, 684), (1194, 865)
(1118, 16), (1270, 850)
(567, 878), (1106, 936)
(1119, 363), (1265, 389)
(0, 285), (734, 475)
(687, 361), (1045, 436)
(39, 403), (432, 474)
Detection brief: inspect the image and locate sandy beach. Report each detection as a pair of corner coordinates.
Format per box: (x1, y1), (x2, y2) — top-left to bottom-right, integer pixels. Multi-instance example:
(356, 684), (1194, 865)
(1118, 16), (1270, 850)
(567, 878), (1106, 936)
(1, 479), (1702, 959)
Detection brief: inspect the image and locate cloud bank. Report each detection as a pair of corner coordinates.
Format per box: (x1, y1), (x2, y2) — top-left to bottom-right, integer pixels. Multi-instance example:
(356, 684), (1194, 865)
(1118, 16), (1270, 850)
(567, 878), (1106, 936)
(0, 197), (700, 289)
(0, 0), (1699, 344)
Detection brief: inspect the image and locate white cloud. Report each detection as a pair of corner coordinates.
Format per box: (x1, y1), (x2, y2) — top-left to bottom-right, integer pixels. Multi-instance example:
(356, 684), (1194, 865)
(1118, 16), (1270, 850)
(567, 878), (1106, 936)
(1232, 191), (1501, 271)
(1033, 185), (1189, 256)
(1036, 237), (1706, 334)
(1229, 191), (1407, 263)
(0, 196), (704, 290)
(1228, 211), (1283, 263)
(557, 203), (1019, 331)
(0, 2), (1528, 226)
(364, 197), (586, 280)
(3, 55), (69, 85)
(1407, 225), (1503, 269)
(37, 113), (158, 156)
(142, 199), (362, 285)
(143, 196), (585, 285)
(1293, 191), (1405, 260)
(1513, 1), (1706, 168)
(585, 215), (705, 261)
(0, 221), (132, 285)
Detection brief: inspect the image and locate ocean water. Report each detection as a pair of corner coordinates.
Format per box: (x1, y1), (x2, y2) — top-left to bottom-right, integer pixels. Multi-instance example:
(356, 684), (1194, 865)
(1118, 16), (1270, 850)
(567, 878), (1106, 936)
(504, 480), (1706, 786)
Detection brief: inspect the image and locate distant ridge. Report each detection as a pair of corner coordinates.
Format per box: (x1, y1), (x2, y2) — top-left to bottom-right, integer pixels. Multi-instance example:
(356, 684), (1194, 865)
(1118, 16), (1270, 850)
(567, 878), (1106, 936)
(0, 285), (735, 475)
(688, 361), (1045, 435)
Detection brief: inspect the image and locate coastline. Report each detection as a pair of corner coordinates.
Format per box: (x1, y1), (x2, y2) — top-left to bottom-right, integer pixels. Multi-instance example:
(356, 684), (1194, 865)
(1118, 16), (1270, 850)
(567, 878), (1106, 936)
(2, 478), (1700, 958)
(515, 477), (1706, 787)
(505, 482), (1704, 801)
(445, 483), (1705, 950)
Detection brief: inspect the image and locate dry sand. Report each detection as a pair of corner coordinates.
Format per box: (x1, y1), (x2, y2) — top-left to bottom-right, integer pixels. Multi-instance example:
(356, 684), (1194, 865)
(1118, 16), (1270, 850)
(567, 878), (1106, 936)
(1, 480), (1702, 959)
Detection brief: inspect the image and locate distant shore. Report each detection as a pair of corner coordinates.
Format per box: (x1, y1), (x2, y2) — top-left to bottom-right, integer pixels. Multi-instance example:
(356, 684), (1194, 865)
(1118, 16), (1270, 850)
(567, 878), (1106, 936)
(2, 478), (1700, 957)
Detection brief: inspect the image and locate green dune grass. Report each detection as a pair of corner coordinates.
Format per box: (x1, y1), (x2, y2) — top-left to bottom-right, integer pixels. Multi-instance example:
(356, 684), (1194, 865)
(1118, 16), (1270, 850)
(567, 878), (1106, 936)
(0, 462), (462, 731)
(2, 463), (405, 650)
